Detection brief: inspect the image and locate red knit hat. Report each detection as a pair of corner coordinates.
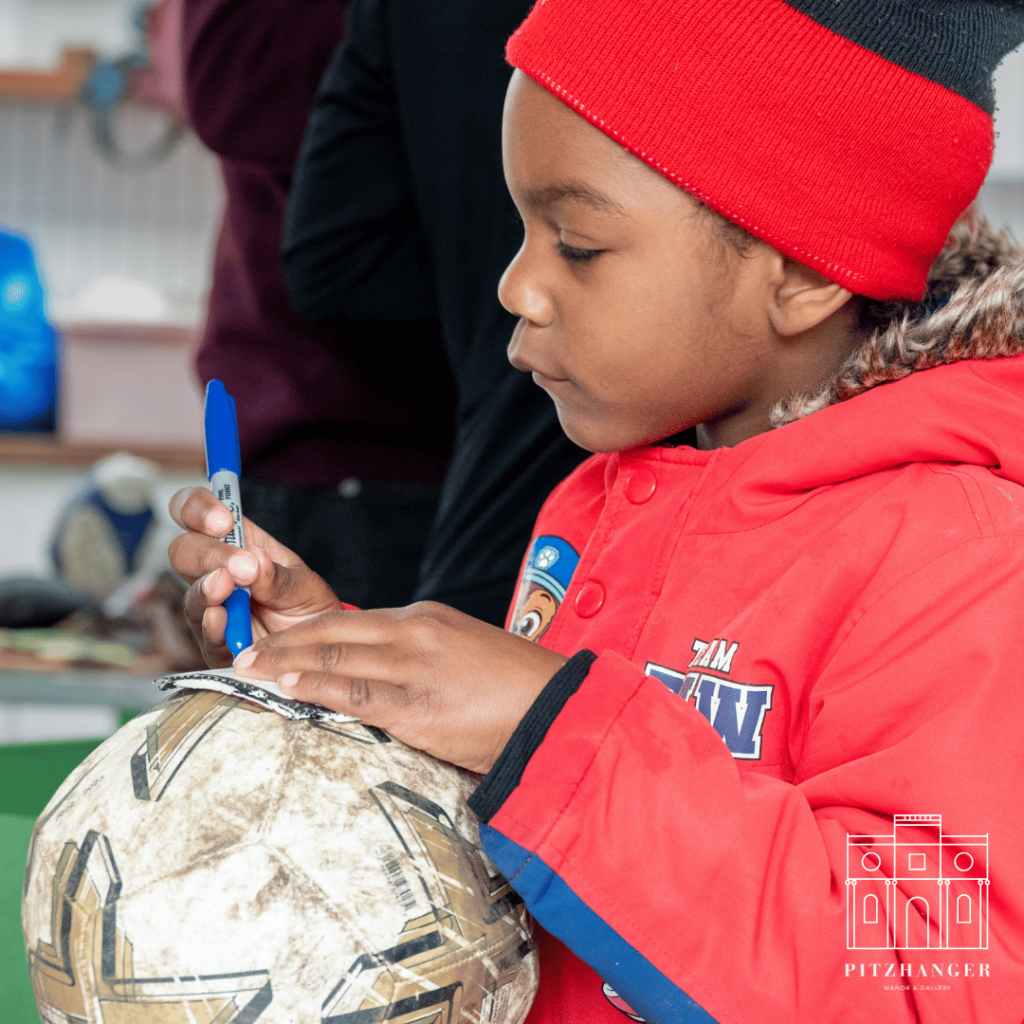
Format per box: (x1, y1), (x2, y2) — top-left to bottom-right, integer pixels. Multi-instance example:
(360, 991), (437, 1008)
(507, 0), (1024, 300)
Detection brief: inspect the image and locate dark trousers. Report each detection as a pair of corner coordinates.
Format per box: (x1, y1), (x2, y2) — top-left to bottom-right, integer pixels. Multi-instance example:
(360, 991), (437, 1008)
(240, 476), (443, 610)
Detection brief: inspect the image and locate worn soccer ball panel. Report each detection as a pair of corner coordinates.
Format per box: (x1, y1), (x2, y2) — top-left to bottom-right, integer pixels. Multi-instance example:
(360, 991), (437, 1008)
(22, 689), (538, 1024)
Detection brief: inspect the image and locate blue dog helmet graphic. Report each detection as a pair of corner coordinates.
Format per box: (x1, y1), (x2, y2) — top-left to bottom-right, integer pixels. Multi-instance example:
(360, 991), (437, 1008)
(510, 535), (580, 641)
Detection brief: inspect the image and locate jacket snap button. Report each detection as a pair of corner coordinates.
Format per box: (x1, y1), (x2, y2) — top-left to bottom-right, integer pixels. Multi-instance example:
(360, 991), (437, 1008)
(574, 581), (605, 618)
(625, 467), (657, 504)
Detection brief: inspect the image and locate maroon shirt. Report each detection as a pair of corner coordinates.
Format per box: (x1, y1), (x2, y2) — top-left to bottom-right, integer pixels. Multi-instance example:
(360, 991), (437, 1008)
(182, 0), (455, 486)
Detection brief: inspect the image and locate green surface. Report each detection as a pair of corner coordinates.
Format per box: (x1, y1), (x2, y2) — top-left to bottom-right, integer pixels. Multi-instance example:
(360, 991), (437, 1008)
(1, 812), (39, 1018)
(118, 707), (142, 729)
(0, 738), (105, 1017)
(0, 738), (105, 816)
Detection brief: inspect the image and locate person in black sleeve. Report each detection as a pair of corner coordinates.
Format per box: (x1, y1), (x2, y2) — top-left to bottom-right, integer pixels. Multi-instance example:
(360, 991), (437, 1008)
(282, 0), (586, 627)
(182, 0), (456, 609)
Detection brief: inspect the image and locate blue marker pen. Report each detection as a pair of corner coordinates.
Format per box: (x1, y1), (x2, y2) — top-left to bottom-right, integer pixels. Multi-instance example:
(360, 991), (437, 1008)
(204, 379), (253, 656)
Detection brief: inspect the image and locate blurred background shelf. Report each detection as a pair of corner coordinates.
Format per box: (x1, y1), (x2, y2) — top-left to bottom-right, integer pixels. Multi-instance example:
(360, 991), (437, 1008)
(0, 434), (203, 471)
(0, 45), (95, 101)
(0, 668), (160, 710)
(0, 319), (204, 468)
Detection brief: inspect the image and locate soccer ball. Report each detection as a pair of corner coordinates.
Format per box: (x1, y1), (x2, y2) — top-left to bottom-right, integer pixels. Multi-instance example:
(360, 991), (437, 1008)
(22, 687), (538, 1023)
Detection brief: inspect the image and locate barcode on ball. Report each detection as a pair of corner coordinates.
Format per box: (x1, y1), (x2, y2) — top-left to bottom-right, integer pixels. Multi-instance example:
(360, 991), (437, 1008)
(382, 854), (419, 913)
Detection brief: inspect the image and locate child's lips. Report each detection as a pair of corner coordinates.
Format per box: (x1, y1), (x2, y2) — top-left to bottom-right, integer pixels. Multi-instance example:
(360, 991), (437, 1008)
(531, 368), (569, 389)
(509, 341), (568, 388)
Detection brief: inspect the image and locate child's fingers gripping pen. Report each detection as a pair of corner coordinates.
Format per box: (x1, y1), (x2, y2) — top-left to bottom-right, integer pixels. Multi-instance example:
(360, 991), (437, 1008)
(204, 379), (254, 656)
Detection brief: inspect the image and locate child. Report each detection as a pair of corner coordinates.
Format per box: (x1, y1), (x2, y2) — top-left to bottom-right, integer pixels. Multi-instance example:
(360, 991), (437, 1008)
(169, 1), (1024, 1020)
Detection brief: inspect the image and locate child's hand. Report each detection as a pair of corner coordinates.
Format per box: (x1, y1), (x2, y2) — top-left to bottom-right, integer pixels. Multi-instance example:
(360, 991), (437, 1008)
(232, 602), (568, 773)
(168, 486), (343, 666)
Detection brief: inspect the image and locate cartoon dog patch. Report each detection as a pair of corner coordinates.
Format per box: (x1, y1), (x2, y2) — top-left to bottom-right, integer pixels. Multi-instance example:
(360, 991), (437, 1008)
(509, 535), (580, 641)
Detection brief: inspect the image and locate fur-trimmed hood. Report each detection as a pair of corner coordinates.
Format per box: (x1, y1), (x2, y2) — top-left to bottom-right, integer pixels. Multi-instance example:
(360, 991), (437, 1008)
(694, 217), (1024, 512)
(774, 219), (1024, 426)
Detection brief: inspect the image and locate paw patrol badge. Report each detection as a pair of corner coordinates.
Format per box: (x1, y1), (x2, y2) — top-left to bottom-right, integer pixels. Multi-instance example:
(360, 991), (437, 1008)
(509, 535), (580, 641)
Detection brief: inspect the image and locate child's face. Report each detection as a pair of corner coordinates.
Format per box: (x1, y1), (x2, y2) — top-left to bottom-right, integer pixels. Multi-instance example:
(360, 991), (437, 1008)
(499, 71), (784, 453)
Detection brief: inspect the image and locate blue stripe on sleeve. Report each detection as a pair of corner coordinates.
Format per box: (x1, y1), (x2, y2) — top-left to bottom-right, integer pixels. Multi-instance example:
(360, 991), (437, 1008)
(480, 824), (719, 1024)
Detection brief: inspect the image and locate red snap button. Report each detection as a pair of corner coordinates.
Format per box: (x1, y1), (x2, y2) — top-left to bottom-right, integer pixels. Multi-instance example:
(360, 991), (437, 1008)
(574, 581), (605, 618)
(625, 467), (657, 504)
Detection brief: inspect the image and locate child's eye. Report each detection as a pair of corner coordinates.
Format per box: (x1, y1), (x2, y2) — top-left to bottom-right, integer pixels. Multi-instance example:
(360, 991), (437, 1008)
(556, 241), (602, 263)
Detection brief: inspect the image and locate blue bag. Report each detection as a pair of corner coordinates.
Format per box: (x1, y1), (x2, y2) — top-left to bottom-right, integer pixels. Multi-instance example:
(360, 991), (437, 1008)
(0, 231), (58, 431)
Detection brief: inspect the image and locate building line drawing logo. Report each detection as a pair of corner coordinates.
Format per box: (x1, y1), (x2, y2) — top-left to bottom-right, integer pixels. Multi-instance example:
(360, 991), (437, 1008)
(846, 814), (989, 951)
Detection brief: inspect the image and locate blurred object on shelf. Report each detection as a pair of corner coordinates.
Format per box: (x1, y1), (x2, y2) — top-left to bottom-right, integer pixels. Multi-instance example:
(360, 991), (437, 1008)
(0, 575), (95, 629)
(41, 451), (206, 669)
(68, 274), (170, 322)
(51, 451), (161, 599)
(0, 229), (57, 434)
(53, 323), (205, 461)
(0, 625), (136, 669)
(79, 0), (184, 168)
(0, 569), (204, 674)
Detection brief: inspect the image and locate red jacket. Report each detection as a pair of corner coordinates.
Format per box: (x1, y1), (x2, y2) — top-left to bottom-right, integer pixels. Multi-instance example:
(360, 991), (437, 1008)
(469, 224), (1024, 1023)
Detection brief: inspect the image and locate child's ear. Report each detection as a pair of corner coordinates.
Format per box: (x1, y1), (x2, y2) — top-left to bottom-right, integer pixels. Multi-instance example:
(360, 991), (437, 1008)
(767, 257), (855, 337)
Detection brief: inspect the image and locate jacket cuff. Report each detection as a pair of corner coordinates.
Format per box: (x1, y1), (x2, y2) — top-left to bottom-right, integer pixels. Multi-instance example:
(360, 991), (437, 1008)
(469, 649), (598, 823)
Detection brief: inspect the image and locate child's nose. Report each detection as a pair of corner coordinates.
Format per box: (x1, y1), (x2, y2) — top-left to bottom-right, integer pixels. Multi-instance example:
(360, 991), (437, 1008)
(498, 244), (553, 327)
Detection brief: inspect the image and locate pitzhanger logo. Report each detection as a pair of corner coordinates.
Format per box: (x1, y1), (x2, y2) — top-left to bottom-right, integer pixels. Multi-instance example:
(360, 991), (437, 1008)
(846, 814), (989, 951)
(646, 638), (772, 760)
